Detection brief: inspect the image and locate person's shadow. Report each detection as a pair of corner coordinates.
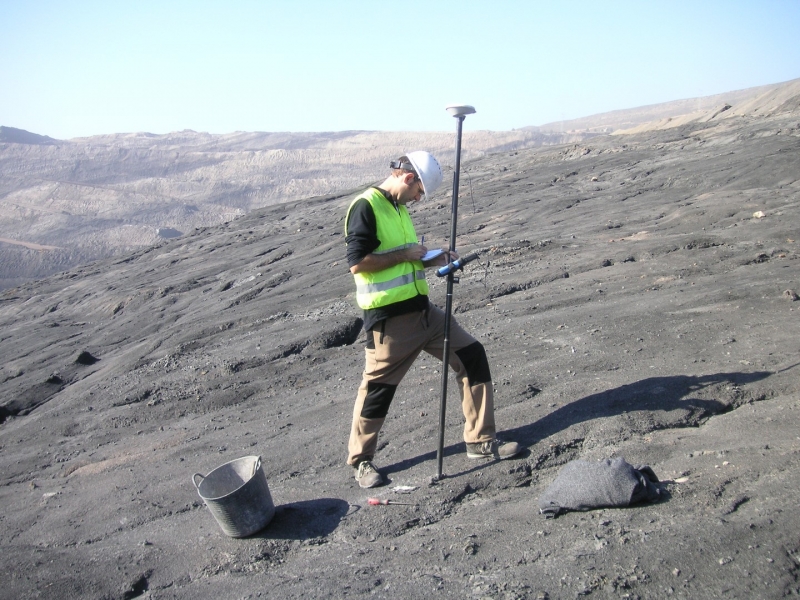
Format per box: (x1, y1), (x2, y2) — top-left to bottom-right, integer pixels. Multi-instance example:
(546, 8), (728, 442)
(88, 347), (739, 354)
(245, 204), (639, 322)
(382, 370), (772, 478)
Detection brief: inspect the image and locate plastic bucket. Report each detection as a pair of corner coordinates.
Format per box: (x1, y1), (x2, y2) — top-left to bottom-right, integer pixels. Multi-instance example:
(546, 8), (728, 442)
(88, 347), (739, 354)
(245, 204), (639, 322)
(193, 455), (275, 538)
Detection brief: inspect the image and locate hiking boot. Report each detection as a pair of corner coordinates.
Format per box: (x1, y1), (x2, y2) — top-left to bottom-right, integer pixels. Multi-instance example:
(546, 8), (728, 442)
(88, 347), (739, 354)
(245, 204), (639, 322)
(355, 460), (384, 488)
(466, 439), (522, 460)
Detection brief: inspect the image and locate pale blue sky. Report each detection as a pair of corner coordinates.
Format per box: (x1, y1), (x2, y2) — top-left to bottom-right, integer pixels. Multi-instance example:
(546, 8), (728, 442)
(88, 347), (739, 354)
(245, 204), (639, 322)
(2, 0), (799, 139)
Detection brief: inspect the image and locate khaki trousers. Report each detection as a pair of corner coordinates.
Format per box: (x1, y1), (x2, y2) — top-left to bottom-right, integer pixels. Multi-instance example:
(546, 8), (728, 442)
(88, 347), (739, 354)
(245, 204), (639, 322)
(347, 304), (495, 465)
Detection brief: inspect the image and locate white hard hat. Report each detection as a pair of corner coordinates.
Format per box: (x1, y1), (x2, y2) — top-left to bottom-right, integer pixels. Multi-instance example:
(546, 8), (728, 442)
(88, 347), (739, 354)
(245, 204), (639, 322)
(406, 151), (443, 200)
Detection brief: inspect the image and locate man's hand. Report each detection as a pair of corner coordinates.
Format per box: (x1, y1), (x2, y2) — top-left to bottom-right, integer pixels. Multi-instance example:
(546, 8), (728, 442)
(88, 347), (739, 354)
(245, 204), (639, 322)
(423, 248), (459, 268)
(407, 244), (428, 262)
(350, 244), (427, 274)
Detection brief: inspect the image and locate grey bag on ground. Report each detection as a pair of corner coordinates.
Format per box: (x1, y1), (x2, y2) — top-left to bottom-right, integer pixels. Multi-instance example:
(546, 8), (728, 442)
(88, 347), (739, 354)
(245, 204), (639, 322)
(538, 457), (661, 518)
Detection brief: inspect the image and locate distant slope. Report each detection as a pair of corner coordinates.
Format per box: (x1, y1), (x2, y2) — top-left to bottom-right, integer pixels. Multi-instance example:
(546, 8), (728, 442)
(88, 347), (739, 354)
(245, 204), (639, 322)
(526, 78), (800, 134)
(613, 78), (800, 134)
(1, 77), (799, 289)
(0, 125), (59, 145)
(0, 129), (586, 288)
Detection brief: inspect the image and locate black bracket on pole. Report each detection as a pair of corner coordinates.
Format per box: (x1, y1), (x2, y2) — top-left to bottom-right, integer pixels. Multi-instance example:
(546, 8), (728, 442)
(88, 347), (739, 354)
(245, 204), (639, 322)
(435, 105), (476, 481)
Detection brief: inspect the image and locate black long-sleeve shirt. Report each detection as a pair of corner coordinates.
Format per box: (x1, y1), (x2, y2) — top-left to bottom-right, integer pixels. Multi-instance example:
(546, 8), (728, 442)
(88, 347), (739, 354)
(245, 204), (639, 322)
(345, 188), (429, 332)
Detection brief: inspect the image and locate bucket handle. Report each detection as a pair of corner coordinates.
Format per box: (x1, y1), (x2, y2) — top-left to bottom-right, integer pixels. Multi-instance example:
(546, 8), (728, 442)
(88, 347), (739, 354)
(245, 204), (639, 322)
(192, 456), (261, 490)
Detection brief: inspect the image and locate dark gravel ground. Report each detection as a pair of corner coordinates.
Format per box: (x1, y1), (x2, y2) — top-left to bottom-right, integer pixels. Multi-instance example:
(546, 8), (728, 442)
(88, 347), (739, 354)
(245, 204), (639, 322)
(1, 105), (799, 599)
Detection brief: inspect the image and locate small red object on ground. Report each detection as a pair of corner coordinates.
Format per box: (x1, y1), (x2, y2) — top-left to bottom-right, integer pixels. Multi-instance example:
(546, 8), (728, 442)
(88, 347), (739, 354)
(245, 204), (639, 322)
(367, 497), (416, 506)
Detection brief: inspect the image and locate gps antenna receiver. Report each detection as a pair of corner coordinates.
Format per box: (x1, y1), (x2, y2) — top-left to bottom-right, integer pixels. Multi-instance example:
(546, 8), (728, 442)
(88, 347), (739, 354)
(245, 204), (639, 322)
(445, 105), (476, 118)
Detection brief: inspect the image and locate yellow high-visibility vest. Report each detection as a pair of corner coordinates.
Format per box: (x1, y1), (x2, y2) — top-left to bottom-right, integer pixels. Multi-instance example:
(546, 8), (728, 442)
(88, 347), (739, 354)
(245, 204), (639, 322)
(345, 188), (428, 309)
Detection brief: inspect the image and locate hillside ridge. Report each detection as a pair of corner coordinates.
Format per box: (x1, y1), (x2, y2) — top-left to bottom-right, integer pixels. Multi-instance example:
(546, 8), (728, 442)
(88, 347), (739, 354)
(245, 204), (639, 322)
(1, 78), (798, 289)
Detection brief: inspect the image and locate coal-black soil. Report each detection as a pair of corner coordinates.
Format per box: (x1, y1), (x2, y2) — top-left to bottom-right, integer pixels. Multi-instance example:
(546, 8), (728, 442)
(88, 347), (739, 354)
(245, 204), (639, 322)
(2, 106), (800, 599)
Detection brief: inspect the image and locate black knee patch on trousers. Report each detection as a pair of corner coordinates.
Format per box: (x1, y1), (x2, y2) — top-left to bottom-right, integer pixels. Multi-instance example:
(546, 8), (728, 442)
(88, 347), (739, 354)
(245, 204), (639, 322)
(455, 341), (492, 386)
(361, 382), (397, 419)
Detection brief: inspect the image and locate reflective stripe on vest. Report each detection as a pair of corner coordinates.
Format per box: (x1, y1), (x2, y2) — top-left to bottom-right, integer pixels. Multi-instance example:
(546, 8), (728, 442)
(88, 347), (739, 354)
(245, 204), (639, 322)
(346, 188), (429, 310)
(355, 269), (427, 295)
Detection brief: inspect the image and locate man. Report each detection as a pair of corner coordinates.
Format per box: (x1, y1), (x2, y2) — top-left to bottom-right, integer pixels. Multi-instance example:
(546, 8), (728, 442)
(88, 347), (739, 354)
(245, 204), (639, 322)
(345, 151), (521, 488)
